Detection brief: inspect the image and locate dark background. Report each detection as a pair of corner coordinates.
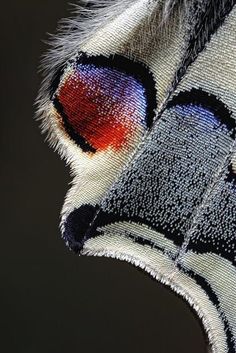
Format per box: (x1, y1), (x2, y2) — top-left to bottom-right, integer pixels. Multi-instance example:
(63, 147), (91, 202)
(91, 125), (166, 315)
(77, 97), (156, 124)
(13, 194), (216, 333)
(1, 1), (207, 352)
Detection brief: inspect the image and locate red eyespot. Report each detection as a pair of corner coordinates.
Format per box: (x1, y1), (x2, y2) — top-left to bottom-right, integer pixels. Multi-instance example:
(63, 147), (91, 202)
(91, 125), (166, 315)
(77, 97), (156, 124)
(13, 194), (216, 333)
(52, 54), (156, 153)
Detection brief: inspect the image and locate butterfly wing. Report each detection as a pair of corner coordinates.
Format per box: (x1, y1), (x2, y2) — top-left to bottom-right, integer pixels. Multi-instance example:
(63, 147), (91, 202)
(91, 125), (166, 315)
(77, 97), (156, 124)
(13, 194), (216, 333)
(38, 1), (236, 353)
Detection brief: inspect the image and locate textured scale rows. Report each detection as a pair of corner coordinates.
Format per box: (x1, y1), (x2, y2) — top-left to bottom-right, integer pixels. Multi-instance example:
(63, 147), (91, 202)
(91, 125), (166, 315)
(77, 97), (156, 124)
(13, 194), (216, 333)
(37, 1), (236, 352)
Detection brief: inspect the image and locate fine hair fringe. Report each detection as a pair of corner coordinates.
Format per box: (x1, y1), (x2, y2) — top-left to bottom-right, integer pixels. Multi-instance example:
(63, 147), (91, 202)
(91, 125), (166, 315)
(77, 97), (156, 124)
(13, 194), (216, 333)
(35, 0), (188, 165)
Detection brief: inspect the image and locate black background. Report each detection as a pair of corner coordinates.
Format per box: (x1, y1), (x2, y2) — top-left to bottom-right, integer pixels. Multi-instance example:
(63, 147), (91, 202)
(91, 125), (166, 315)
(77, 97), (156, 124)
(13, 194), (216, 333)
(1, 1), (207, 352)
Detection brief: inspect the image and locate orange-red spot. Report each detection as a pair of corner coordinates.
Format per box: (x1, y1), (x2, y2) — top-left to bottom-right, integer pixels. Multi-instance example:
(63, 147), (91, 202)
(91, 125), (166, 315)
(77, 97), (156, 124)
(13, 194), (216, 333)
(57, 65), (145, 151)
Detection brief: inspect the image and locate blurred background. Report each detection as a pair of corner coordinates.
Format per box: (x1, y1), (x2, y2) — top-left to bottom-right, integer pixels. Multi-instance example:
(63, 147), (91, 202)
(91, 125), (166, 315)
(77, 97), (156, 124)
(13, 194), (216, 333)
(1, 1), (207, 352)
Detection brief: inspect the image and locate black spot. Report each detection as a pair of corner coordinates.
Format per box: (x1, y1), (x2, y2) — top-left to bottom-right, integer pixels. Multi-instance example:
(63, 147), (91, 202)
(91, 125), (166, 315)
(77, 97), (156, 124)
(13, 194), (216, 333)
(226, 164), (236, 184)
(63, 204), (99, 253)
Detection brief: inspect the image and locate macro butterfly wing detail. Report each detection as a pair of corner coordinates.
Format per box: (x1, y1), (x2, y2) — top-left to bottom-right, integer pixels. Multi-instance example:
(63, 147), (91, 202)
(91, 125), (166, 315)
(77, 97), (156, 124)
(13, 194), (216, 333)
(52, 53), (156, 153)
(37, 1), (236, 353)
